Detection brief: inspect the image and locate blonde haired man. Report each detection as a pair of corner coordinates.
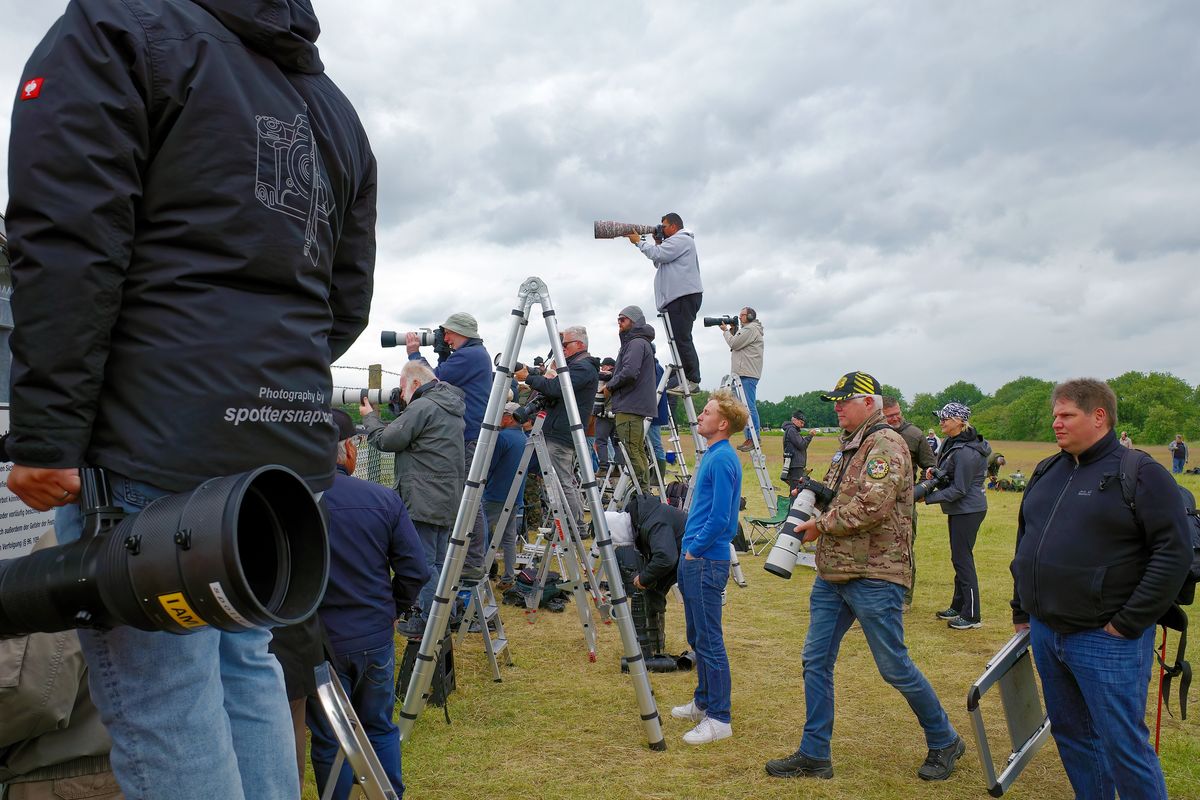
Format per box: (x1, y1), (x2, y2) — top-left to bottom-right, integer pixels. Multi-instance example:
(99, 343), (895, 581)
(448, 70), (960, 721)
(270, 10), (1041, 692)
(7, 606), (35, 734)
(671, 389), (746, 745)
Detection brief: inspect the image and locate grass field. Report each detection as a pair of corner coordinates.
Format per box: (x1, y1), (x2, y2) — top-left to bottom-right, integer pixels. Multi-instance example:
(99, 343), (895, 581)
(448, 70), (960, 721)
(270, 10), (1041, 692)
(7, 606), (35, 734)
(305, 435), (1200, 799)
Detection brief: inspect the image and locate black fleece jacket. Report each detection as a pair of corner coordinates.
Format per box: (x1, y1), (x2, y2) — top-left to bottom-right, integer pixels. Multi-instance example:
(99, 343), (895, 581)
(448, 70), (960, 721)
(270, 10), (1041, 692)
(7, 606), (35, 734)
(627, 493), (686, 592)
(1011, 431), (1191, 637)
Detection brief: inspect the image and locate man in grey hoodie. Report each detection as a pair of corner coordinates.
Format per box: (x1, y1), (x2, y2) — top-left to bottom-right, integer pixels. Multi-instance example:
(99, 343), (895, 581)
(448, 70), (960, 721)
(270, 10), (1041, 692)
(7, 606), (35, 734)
(606, 306), (658, 489)
(363, 361), (466, 636)
(626, 213), (704, 391)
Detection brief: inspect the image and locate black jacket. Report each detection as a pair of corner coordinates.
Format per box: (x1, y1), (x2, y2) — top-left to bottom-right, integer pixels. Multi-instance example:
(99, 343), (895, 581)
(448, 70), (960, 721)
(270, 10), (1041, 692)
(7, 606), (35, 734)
(782, 422), (814, 478)
(5, 0), (376, 492)
(895, 421), (937, 481)
(607, 323), (657, 418)
(627, 493), (686, 593)
(524, 352), (600, 445)
(1011, 432), (1191, 637)
(925, 427), (990, 515)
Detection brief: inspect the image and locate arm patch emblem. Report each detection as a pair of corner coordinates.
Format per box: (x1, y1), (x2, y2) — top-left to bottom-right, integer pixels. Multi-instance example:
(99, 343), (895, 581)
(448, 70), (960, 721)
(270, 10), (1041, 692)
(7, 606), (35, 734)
(865, 457), (890, 479)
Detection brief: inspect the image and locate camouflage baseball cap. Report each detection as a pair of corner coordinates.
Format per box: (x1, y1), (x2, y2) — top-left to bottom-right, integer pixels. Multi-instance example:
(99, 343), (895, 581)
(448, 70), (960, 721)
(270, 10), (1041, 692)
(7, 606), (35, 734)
(820, 371), (882, 401)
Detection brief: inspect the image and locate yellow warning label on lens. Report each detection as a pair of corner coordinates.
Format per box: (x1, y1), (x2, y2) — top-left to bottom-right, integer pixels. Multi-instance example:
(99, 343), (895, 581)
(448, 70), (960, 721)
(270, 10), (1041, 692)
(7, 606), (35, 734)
(157, 592), (208, 629)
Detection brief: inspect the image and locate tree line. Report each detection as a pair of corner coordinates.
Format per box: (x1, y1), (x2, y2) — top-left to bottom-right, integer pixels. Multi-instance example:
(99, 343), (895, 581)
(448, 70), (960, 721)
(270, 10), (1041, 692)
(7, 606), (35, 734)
(688, 372), (1199, 444)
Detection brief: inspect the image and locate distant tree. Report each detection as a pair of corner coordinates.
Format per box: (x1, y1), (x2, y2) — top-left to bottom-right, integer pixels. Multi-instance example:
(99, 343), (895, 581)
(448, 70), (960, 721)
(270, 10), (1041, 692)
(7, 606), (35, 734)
(934, 380), (985, 409)
(909, 392), (939, 423)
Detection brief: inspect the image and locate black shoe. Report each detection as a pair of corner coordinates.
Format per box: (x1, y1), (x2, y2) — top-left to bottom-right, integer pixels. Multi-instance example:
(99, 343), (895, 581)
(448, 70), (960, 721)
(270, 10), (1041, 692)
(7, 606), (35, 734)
(917, 736), (966, 781)
(765, 748), (834, 779)
(935, 607), (959, 620)
(947, 616), (982, 630)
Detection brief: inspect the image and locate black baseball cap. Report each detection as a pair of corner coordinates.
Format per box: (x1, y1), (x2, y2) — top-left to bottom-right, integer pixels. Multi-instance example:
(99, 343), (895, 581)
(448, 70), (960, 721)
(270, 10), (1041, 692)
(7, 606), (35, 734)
(820, 371), (882, 402)
(331, 408), (357, 441)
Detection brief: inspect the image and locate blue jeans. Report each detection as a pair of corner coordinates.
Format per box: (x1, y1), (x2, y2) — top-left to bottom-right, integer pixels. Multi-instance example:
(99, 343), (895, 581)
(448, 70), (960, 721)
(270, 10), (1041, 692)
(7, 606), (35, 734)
(739, 376), (760, 436)
(413, 520), (450, 619)
(1029, 618), (1167, 800)
(55, 476), (297, 800)
(307, 641), (404, 799)
(800, 577), (956, 760)
(677, 556), (732, 723)
(1172, 457), (1184, 474)
(647, 423), (667, 463)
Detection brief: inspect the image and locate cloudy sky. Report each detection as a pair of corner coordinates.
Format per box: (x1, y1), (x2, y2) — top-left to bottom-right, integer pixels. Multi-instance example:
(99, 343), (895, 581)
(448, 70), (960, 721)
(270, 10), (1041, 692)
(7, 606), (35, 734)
(2, 0), (1197, 403)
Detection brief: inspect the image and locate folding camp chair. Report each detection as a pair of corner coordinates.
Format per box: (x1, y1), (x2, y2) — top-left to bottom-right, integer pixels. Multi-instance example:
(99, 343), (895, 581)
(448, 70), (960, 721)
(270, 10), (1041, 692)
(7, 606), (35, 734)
(745, 495), (791, 556)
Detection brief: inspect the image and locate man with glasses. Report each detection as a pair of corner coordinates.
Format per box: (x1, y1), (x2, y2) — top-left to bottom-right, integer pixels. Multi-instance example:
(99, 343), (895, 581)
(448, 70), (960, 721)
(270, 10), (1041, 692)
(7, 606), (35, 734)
(882, 397), (936, 611)
(765, 372), (965, 783)
(518, 326), (600, 534)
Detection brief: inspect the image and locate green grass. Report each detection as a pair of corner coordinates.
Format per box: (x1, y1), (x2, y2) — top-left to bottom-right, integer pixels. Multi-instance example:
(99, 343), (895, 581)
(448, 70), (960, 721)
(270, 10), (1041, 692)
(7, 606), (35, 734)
(305, 437), (1200, 799)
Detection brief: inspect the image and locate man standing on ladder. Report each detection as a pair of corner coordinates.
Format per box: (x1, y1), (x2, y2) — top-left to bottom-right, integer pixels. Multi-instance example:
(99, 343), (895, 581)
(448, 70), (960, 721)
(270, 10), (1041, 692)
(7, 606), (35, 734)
(625, 213), (703, 394)
(606, 306), (658, 490)
(719, 308), (764, 451)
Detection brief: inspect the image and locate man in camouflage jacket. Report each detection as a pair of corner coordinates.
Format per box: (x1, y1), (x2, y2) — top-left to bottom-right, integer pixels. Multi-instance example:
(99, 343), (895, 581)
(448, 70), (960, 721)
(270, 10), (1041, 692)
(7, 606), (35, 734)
(765, 372), (965, 783)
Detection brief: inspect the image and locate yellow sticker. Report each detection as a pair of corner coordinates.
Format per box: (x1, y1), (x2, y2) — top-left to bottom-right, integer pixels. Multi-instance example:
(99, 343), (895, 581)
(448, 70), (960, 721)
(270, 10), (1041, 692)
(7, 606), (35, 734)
(157, 592), (208, 629)
(865, 457), (890, 480)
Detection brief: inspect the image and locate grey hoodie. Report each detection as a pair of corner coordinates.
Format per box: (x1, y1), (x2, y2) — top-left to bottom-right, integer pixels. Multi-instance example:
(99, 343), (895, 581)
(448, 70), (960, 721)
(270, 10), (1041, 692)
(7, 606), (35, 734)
(364, 381), (466, 526)
(636, 230), (703, 310)
(607, 323), (658, 418)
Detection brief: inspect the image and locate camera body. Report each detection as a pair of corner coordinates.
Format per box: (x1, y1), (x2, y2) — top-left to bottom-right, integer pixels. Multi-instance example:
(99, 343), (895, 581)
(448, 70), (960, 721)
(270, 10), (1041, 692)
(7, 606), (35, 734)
(702, 315), (739, 333)
(765, 477), (835, 579)
(512, 395), (548, 425)
(913, 467), (951, 501)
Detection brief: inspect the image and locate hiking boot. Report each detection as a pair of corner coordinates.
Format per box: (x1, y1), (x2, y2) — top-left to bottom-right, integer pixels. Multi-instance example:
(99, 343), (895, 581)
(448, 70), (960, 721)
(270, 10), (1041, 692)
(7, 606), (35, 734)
(395, 616), (426, 640)
(765, 748), (834, 779)
(667, 380), (701, 397)
(683, 717), (732, 745)
(947, 616), (982, 630)
(670, 699), (706, 722)
(935, 607), (959, 620)
(496, 578), (515, 592)
(917, 736), (966, 781)
(737, 440), (755, 452)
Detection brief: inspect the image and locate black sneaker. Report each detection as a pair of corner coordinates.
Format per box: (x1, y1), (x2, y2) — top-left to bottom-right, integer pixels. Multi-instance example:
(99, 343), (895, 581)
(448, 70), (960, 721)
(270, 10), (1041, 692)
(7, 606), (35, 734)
(947, 616), (982, 630)
(935, 607), (959, 620)
(765, 748), (834, 779)
(917, 736), (966, 781)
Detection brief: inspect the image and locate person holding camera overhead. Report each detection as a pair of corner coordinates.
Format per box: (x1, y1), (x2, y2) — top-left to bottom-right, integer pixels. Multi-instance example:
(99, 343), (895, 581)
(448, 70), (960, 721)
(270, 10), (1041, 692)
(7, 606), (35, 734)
(922, 402), (991, 631)
(625, 213), (703, 393)
(718, 307), (764, 451)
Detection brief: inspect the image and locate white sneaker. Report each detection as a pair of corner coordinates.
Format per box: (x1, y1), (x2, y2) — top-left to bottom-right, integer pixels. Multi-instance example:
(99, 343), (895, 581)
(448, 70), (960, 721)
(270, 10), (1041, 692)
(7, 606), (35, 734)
(683, 717), (732, 745)
(671, 700), (706, 722)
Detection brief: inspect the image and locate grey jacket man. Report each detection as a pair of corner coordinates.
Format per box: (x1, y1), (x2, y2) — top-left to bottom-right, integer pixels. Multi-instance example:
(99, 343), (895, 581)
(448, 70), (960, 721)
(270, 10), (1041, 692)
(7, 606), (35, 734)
(635, 230), (703, 311)
(364, 380), (465, 527)
(722, 319), (763, 379)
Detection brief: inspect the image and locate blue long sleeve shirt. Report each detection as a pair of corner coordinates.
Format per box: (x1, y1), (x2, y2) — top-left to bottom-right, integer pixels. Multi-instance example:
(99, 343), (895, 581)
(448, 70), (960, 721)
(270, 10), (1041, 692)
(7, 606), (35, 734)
(483, 425), (527, 508)
(682, 439), (742, 559)
(410, 338), (491, 441)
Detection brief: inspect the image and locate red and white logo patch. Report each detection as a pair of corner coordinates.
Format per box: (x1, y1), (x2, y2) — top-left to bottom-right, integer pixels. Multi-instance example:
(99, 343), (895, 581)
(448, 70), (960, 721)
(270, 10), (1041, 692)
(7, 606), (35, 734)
(20, 78), (44, 101)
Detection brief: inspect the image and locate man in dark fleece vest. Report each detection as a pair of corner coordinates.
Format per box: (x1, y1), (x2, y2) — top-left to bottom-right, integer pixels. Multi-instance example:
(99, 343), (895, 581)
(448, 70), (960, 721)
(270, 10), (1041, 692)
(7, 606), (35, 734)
(307, 410), (427, 800)
(5, 3), (375, 797)
(1012, 378), (1189, 800)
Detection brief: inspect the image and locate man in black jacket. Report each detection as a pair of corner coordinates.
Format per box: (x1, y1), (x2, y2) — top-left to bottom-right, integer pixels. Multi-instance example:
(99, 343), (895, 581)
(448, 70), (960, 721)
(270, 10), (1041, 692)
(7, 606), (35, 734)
(5, 3), (375, 798)
(518, 325), (599, 534)
(1012, 378), (1190, 800)
(781, 410), (814, 492)
(883, 397), (938, 610)
(606, 306), (657, 489)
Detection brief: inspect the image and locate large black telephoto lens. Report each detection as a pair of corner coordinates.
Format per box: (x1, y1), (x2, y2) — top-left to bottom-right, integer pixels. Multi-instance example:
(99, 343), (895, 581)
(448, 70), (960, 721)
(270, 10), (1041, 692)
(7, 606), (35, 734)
(0, 465), (328, 638)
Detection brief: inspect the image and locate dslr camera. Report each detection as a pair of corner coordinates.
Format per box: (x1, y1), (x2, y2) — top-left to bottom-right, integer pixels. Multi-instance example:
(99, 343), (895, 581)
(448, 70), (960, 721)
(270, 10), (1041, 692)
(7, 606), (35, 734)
(913, 467), (951, 501)
(381, 327), (452, 360)
(702, 315), (739, 333)
(765, 477), (835, 579)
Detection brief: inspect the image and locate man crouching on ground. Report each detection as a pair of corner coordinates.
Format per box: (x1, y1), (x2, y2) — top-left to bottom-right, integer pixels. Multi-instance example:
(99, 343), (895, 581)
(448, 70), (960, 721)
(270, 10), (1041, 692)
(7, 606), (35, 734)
(670, 389), (747, 745)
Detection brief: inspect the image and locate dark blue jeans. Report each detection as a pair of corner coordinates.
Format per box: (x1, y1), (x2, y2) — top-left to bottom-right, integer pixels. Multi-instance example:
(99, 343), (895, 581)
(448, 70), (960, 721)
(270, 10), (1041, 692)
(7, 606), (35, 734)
(1029, 618), (1167, 800)
(413, 520), (450, 620)
(307, 641), (404, 799)
(677, 556), (732, 723)
(800, 577), (956, 760)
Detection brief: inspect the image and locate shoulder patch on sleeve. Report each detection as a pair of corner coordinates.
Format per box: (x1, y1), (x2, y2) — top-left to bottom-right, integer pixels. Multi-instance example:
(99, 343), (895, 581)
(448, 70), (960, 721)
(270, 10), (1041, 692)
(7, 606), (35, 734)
(865, 457), (890, 480)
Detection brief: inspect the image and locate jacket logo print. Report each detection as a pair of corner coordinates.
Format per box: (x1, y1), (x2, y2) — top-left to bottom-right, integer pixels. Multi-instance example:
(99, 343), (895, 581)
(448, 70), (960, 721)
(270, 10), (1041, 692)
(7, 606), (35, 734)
(865, 457), (889, 479)
(20, 77), (43, 100)
(254, 113), (333, 266)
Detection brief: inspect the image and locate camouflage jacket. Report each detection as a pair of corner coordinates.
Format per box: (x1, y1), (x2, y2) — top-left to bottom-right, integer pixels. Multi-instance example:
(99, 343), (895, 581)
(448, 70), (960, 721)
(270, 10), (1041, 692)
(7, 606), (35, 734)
(814, 409), (914, 588)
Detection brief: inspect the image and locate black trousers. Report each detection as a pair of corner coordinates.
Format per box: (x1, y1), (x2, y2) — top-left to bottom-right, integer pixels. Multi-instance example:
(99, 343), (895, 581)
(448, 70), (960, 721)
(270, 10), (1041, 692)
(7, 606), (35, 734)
(947, 511), (986, 621)
(663, 292), (703, 383)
